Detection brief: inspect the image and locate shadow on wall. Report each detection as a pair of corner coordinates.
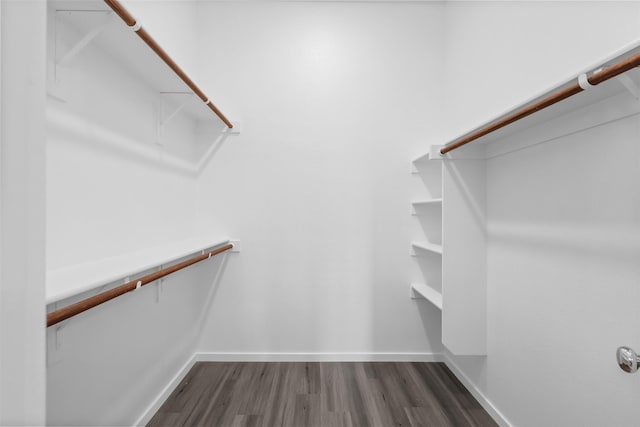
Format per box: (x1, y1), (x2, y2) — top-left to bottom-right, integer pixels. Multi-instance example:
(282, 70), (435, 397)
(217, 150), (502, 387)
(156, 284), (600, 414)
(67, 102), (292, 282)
(47, 105), (233, 177)
(415, 303), (444, 352)
(416, 159), (443, 199)
(193, 253), (232, 339)
(444, 159), (486, 235)
(416, 255), (442, 295)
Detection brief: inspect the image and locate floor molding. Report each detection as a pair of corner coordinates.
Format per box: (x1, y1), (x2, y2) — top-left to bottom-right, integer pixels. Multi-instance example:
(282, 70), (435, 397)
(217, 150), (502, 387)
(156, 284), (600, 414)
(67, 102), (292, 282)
(133, 354), (197, 427)
(442, 355), (512, 427)
(195, 352), (445, 362)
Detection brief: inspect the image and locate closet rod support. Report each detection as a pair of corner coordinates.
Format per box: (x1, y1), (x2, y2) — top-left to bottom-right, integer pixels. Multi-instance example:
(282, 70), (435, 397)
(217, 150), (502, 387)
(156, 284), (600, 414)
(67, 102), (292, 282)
(103, 0), (234, 129)
(440, 52), (640, 155)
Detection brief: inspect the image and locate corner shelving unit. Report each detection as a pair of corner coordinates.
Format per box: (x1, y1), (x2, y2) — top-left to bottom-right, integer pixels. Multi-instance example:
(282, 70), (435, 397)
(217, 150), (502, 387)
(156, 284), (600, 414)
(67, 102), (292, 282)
(412, 144), (487, 356)
(410, 149), (444, 314)
(414, 42), (640, 358)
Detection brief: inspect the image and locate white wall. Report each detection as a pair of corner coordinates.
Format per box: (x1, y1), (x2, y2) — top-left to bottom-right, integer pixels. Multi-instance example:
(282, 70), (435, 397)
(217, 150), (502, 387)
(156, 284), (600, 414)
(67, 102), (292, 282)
(0, 1), (47, 425)
(442, 2), (640, 426)
(41, 1), (640, 425)
(194, 1), (446, 357)
(44, 1), (227, 425)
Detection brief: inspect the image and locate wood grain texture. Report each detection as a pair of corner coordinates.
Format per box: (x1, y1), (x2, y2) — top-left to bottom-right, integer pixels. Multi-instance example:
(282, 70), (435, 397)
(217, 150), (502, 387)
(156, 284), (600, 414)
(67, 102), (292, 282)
(147, 362), (498, 427)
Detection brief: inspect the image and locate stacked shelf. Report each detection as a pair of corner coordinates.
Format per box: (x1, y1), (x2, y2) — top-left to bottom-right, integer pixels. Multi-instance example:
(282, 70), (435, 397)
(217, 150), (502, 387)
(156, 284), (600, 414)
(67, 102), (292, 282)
(410, 283), (443, 310)
(411, 145), (487, 356)
(409, 150), (443, 311)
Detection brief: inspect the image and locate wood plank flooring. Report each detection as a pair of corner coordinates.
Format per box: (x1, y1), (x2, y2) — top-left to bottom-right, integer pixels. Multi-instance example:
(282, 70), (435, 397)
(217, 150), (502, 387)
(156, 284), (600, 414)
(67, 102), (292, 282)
(147, 362), (498, 427)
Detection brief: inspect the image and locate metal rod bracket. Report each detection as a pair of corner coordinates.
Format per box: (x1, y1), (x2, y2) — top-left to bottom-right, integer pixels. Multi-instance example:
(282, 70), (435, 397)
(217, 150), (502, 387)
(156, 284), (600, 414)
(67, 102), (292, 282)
(578, 73), (595, 90)
(229, 239), (241, 253)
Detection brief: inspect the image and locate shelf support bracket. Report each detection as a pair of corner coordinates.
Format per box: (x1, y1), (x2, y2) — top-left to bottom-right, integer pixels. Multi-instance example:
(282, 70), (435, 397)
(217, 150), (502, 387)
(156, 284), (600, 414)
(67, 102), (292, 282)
(157, 92), (196, 145)
(47, 318), (65, 366)
(56, 11), (114, 69)
(615, 74), (639, 100)
(156, 264), (164, 303)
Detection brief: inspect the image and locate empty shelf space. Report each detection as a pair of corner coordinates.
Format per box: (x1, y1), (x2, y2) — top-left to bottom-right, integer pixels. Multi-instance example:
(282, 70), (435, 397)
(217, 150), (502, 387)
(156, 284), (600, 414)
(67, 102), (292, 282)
(411, 241), (443, 255)
(410, 283), (443, 310)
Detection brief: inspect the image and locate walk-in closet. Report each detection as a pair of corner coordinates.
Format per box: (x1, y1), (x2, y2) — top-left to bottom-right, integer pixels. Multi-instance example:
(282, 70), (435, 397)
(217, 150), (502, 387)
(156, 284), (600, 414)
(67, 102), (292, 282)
(1, 0), (640, 425)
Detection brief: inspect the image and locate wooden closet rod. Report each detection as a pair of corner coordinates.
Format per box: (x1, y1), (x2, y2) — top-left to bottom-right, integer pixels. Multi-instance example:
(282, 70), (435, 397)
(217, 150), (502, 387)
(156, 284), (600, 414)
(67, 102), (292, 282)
(440, 52), (640, 155)
(46, 243), (233, 327)
(103, 0), (234, 129)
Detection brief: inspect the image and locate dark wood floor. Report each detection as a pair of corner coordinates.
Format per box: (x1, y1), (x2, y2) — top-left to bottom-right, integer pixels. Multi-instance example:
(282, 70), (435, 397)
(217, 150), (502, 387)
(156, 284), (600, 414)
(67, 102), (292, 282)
(148, 362), (498, 427)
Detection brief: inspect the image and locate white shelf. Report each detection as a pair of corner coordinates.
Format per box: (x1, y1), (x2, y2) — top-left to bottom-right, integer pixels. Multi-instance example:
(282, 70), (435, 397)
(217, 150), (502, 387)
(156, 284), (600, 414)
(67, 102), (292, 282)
(412, 199), (442, 206)
(437, 42), (640, 159)
(411, 241), (443, 255)
(46, 236), (231, 304)
(410, 283), (443, 310)
(411, 199), (443, 215)
(50, 0), (220, 123)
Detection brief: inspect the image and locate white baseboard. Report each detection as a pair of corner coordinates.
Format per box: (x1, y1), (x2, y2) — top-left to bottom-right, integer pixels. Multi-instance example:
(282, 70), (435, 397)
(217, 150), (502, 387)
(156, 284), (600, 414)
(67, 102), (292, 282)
(133, 354), (198, 427)
(195, 352), (444, 362)
(442, 355), (512, 427)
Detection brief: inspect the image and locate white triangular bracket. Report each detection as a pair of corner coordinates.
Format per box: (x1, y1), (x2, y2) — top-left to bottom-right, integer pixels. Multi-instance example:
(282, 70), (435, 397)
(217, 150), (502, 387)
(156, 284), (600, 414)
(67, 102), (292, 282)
(50, 10), (114, 101)
(47, 315), (65, 366)
(55, 10), (114, 70)
(616, 73), (640, 100)
(157, 92), (196, 145)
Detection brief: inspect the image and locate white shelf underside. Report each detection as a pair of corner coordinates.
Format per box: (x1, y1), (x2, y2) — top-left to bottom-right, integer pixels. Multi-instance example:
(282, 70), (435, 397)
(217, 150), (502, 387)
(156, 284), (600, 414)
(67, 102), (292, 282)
(412, 199), (442, 206)
(411, 241), (443, 255)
